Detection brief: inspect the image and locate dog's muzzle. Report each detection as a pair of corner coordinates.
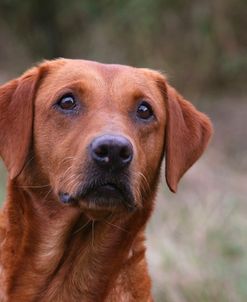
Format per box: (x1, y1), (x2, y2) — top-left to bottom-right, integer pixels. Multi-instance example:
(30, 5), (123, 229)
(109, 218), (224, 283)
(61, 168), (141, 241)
(59, 135), (136, 211)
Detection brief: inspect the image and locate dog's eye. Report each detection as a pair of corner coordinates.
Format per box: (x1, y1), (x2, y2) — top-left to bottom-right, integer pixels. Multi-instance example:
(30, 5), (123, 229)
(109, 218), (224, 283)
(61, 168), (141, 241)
(136, 101), (154, 120)
(57, 94), (77, 110)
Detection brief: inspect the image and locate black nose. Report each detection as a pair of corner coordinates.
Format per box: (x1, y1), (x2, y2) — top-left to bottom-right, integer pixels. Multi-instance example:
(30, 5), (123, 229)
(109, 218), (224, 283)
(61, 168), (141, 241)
(90, 135), (133, 170)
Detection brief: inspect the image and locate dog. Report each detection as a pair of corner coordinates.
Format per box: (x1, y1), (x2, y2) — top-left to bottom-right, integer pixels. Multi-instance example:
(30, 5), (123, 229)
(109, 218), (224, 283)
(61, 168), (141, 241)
(0, 59), (213, 301)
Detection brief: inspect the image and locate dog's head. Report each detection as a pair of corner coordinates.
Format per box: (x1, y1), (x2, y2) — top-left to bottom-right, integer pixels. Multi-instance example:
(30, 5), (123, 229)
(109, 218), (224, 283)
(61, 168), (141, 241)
(0, 59), (213, 215)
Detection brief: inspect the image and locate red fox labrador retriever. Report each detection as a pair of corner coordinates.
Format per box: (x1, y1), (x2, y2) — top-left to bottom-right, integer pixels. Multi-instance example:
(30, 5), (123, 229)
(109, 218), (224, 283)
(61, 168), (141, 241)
(0, 59), (213, 301)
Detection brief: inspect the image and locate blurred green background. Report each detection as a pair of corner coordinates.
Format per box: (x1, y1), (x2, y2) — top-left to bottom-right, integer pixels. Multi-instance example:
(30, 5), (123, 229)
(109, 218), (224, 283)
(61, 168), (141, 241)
(0, 1), (246, 301)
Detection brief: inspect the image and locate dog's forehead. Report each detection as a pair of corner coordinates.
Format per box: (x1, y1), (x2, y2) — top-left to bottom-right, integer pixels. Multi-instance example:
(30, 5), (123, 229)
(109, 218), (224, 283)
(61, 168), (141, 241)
(45, 59), (158, 92)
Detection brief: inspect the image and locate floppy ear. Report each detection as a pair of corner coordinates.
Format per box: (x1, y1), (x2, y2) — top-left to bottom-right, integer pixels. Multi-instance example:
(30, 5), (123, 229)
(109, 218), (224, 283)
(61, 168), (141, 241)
(164, 84), (213, 192)
(0, 67), (43, 179)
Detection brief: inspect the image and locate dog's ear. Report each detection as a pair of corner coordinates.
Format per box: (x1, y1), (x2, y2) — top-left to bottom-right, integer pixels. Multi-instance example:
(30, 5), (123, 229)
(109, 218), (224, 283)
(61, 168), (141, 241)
(164, 83), (213, 192)
(0, 67), (44, 179)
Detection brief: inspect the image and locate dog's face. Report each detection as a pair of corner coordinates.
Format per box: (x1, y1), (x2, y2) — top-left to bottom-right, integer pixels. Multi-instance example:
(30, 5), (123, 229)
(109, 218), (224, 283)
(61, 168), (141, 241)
(0, 59), (213, 216)
(34, 60), (166, 212)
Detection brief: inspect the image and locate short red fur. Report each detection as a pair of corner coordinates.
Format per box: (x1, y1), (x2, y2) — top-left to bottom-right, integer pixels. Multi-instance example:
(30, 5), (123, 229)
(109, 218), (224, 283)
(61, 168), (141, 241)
(0, 59), (213, 301)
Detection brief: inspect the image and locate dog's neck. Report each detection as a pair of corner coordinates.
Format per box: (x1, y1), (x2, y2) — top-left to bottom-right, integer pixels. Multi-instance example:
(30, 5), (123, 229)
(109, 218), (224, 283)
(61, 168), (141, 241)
(0, 180), (153, 302)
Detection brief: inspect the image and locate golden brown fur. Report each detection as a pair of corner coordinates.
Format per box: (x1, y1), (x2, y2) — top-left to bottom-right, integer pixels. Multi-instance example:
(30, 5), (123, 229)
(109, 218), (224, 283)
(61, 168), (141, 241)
(0, 59), (213, 301)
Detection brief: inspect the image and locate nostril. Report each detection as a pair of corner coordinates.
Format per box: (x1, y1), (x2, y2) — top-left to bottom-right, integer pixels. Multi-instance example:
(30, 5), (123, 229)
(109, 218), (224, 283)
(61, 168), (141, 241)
(94, 144), (108, 158)
(120, 146), (132, 161)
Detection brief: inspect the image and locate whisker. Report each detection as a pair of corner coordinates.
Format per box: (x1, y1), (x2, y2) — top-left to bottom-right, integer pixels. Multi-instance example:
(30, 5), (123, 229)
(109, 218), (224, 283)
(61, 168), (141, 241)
(91, 220), (95, 248)
(135, 171), (151, 192)
(64, 173), (81, 195)
(70, 176), (82, 195)
(104, 220), (128, 233)
(57, 157), (76, 170)
(17, 185), (51, 189)
(73, 219), (91, 235)
(60, 166), (74, 181)
(21, 155), (34, 173)
(42, 187), (54, 203)
(139, 172), (150, 187)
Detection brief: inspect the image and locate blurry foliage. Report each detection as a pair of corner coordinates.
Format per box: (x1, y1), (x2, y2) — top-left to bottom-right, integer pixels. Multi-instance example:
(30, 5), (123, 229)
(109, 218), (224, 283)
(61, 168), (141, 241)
(0, 0), (246, 94)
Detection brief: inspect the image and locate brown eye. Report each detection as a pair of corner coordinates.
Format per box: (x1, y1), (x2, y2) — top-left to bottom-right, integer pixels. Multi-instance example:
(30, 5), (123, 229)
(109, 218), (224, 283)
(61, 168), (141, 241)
(136, 101), (154, 120)
(58, 94), (77, 110)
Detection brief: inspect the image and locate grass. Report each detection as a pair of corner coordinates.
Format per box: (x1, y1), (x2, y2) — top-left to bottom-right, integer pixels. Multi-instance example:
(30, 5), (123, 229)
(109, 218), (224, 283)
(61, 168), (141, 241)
(147, 140), (247, 301)
(0, 163), (6, 202)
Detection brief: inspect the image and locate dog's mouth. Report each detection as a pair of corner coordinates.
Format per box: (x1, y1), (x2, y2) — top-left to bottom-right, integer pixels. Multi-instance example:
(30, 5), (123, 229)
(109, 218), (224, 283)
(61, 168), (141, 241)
(59, 179), (136, 212)
(90, 183), (123, 197)
(81, 182), (125, 201)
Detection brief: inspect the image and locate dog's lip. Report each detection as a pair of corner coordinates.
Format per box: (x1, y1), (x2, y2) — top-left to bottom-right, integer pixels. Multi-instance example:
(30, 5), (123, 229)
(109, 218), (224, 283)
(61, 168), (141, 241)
(79, 181), (136, 211)
(96, 183), (120, 191)
(78, 180), (134, 205)
(82, 182), (124, 198)
(59, 178), (136, 211)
